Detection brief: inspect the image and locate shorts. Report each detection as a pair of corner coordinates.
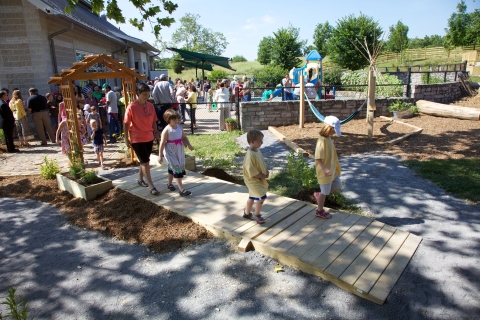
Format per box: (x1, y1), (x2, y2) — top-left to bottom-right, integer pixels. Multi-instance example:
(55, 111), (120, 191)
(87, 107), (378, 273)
(319, 176), (342, 195)
(131, 140), (154, 164)
(168, 168), (186, 179)
(93, 143), (104, 154)
(249, 194), (267, 201)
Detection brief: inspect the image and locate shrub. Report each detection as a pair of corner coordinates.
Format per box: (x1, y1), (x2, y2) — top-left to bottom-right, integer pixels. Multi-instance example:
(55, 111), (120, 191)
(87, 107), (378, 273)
(388, 100), (418, 114)
(39, 156), (60, 179)
(82, 170), (97, 184)
(232, 55), (247, 63)
(69, 162), (84, 179)
(421, 72), (444, 84)
(323, 67), (343, 85)
(286, 150), (317, 189)
(253, 65), (287, 88)
(341, 70), (403, 97)
(1, 287), (31, 320)
(209, 69), (229, 81)
(225, 117), (237, 124)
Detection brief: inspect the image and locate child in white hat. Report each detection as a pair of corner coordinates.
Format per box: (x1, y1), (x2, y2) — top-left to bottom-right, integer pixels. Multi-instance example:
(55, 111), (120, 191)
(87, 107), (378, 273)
(314, 116), (342, 219)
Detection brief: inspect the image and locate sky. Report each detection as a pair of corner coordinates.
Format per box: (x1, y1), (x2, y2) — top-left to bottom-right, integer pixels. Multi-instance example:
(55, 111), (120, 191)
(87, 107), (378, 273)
(110, 0), (480, 61)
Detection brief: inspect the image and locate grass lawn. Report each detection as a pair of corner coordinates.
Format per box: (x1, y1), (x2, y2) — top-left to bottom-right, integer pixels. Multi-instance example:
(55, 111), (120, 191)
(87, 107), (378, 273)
(403, 158), (480, 203)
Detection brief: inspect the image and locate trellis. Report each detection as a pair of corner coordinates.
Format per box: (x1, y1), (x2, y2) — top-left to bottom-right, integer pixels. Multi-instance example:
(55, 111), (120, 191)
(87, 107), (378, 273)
(48, 54), (147, 164)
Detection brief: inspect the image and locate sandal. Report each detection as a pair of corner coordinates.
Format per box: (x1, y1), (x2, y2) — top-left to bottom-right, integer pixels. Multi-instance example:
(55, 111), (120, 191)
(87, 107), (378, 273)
(137, 179), (149, 187)
(167, 184), (176, 191)
(150, 187), (160, 195)
(315, 209), (332, 219)
(253, 214), (265, 224)
(179, 189), (192, 197)
(243, 210), (254, 220)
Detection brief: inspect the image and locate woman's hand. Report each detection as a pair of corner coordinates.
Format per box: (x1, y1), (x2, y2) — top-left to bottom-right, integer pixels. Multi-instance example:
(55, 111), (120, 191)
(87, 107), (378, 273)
(125, 138), (131, 148)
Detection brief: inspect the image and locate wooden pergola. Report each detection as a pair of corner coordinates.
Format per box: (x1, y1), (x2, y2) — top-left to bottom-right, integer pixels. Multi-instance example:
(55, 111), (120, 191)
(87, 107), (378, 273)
(48, 54), (147, 164)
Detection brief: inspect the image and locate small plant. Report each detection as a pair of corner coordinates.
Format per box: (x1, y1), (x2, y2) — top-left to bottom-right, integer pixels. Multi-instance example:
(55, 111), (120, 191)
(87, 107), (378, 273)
(286, 150), (317, 189)
(69, 162), (84, 179)
(388, 101), (418, 114)
(0, 129), (5, 144)
(1, 287), (31, 320)
(82, 170), (97, 184)
(225, 118), (238, 124)
(39, 156), (60, 179)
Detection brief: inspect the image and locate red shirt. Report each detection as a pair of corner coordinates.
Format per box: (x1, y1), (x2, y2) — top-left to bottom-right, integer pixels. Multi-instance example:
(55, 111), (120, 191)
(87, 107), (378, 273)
(124, 100), (157, 143)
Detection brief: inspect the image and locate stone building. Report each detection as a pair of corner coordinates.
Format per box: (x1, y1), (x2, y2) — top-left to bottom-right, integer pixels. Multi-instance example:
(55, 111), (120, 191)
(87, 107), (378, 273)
(0, 0), (159, 95)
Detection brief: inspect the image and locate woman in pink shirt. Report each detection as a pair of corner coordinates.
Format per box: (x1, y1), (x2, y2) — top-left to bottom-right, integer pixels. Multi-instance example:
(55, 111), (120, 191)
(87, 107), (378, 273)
(124, 83), (160, 195)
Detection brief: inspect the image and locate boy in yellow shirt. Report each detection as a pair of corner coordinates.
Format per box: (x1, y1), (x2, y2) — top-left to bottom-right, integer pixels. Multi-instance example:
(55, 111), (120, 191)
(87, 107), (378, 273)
(243, 130), (269, 224)
(314, 116), (342, 219)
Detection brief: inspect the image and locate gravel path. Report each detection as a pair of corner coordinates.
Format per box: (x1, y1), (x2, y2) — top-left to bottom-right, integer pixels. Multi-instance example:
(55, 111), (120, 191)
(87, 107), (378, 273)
(1, 132), (479, 319)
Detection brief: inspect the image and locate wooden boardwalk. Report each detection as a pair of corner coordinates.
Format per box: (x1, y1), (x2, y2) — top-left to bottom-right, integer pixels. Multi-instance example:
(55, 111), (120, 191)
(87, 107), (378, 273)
(111, 166), (422, 305)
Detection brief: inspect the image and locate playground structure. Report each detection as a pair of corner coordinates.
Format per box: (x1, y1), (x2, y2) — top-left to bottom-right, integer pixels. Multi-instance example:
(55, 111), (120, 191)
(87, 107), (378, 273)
(289, 50), (323, 100)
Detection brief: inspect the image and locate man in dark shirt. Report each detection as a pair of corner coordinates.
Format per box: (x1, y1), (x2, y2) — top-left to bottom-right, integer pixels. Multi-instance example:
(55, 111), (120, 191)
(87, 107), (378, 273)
(26, 87), (55, 145)
(0, 89), (18, 152)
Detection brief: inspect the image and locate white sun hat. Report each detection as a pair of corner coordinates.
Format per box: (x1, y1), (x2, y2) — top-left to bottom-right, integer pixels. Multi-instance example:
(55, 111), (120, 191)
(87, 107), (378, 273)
(323, 115), (342, 136)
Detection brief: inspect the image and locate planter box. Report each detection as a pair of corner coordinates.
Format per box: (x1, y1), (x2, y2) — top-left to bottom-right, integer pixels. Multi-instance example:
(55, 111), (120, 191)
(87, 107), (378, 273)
(56, 173), (113, 201)
(393, 110), (414, 119)
(185, 154), (196, 172)
(226, 123), (238, 131)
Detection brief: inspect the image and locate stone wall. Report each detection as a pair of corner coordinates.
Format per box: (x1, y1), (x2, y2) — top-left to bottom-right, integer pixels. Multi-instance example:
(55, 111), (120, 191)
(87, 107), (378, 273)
(239, 98), (414, 131)
(411, 82), (463, 103)
(385, 71), (459, 85)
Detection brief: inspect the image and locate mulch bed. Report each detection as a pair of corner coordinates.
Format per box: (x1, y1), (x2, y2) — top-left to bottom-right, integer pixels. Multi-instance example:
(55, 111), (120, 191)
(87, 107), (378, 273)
(0, 175), (213, 254)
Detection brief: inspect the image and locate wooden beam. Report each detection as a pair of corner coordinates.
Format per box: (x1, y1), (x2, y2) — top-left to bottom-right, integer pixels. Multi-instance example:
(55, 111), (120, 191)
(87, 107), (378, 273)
(416, 100), (480, 121)
(299, 73), (305, 128)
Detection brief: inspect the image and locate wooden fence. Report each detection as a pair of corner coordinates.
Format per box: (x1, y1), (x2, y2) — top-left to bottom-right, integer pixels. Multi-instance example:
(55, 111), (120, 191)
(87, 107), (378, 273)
(377, 46), (480, 63)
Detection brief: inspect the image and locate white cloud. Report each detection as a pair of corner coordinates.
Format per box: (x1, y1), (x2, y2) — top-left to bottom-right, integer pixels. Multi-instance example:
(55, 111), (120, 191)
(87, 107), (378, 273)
(242, 19), (257, 30)
(262, 15), (275, 24)
(242, 15), (277, 30)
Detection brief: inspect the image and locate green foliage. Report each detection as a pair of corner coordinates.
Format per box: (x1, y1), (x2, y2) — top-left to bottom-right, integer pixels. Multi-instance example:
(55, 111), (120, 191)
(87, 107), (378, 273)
(386, 21), (409, 53)
(421, 73), (445, 84)
(1, 287), (31, 320)
(208, 69), (229, 81)
(286, 151), (317, 189)
(39, 156), (60, 180)
(257, 36), (274, 65)
(66, 0), (177, 38)
(329, 13), (383, 71)
(82, 171), (97, 184)
(403, 158), (480, 202)
(271, 25), (305, 71)
(313, 21), (333, 57)
(69, 162), (84, 179)
(171, 54), (183, 74)
(388, 100), (418, 114)
(444, 1), (478, 48)
(170, 13), (228, 55)
(407, 35), (445, 49)
(232, 55), (247, 63)
(0, 129), (5, 144)
(253, 65), (286, 88)
(341, 70), (403, 97)
(225, 117), (238, 124)
(323, 67), (343, 85)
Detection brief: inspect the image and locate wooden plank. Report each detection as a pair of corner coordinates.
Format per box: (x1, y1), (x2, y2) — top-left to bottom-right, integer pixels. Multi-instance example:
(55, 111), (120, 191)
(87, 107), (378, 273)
(240, 201), (306, 239)
(368, 233), (422, 302)
(325, 220), (384, 278)
(276, 211), (347, 253)
(297, 214), (362, 264)
(164, 182), (230, 210)
(284, 212), (351, 257)
(253, 205), (314, 243)
(354, 229), (410, 294)
(233, 199), (298, 234)
(339, 225), (396, 285)
(265, 211), (317, 247)
(313, 216), (373, 271)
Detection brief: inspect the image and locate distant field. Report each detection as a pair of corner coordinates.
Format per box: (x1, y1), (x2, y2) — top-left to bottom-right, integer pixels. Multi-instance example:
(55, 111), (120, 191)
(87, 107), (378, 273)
(164, 46), (476, 81)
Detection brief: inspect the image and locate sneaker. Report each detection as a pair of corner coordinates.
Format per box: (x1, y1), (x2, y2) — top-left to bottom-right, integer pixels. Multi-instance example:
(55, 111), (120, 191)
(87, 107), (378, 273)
(179, 189), (192, 197)
(253, 214), (265, 224)
(315, 209), (332, 219)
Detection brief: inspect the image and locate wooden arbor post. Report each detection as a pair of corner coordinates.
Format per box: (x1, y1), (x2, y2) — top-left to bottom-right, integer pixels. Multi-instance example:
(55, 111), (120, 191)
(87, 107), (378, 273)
(61, 82), (84, 165)
(367, 68), (376, 139)
(122, 76), (137, 162)
(299, 73), (305, 128)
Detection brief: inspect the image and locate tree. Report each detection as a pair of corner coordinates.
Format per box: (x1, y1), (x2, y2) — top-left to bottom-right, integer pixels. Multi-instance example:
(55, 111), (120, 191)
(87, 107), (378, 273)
(171, 54), (183, 74)
(257, 36), (274, 65)
(329, 13), (383, 70)
(386, 21), (409, 53)
(313, 22), (333, 57)
(444, 1), (477, 48)
(170, 13), (228, 55)
(271, 25), (305, 71)
(253, 65), (286, 88)
(232, 55), (247, 63)
(66, 0), (177, 38)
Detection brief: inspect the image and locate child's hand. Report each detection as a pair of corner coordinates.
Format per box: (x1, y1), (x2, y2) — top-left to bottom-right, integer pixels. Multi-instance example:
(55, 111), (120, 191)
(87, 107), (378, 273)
(188, 145), (194, 151)
(324, 168), (332, 176)
(158, 155), (163, 164)
(56, 139), (60, 144)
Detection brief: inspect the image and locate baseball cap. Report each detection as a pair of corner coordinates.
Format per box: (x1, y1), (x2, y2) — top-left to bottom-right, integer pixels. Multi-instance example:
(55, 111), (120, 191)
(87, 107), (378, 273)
(83, 104), (91, 111)
(323, 116), (342, 136)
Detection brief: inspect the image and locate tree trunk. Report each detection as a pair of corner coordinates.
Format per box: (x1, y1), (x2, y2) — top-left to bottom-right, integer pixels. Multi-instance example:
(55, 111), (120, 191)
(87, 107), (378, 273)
(416, 100), (480, 121)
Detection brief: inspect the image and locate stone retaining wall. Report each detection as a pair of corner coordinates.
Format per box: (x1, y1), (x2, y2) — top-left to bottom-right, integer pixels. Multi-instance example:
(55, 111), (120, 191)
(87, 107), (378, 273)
(239, 98), (414, 131)
(411, 82), (463, 103)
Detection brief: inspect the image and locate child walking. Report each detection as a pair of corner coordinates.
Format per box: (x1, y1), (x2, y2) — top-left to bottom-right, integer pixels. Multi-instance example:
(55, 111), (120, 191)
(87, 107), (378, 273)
(56, 119), (70, 156)
(314, 116), (342, 219)
(243, 130), (269, 224)
(159, 109), (194, 196)
(186, 84), (197, 128)
(90, 119), (107, 167)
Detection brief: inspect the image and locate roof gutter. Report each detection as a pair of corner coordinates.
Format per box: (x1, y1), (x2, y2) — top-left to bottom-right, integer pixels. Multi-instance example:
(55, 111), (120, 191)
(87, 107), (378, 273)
(48, 22), (74, 74)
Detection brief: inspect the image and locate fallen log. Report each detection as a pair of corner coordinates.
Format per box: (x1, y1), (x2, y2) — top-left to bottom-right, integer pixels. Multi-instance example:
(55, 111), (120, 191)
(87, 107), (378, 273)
(416, 100), (480, 121)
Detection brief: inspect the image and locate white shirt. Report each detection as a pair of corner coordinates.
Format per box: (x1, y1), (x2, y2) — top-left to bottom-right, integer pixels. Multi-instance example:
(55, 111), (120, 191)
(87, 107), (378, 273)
(306, 83), (317, 99)
(106, 91), (118, 113)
